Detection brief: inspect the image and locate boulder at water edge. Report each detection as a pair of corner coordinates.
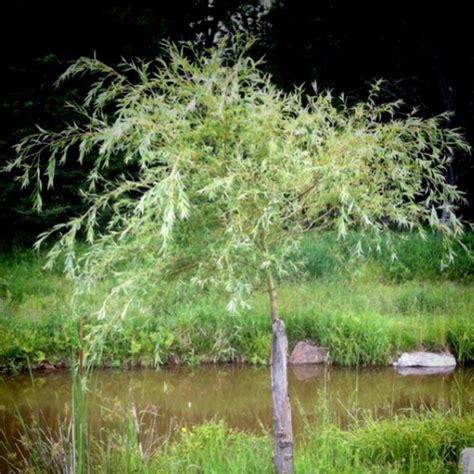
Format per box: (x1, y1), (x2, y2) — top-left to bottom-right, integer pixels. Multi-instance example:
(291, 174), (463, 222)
(289, 341), (329, 364)
(393, 351), (456, 368)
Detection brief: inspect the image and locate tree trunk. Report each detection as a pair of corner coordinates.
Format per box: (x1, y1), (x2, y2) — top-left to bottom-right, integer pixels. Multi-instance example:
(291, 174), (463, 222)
(268, 273), (294, 474)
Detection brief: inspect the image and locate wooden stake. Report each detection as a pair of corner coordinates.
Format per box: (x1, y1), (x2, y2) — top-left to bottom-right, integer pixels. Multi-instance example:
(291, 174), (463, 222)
(268, 273), (294, 474)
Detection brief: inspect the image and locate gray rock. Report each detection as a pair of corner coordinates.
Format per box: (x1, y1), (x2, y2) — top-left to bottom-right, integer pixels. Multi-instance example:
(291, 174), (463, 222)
(42, 362), (57, 371)
(461, 448), (474, 474)
(289, 341), (328, 365)
(393, 351), (456, 368)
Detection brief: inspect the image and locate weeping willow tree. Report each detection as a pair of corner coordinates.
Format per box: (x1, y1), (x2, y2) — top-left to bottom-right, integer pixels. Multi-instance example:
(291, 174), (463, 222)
(7, 38), (469, 473)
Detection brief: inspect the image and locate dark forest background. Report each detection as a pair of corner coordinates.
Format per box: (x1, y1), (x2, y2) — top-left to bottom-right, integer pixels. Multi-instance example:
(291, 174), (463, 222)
(1, 0), (473, 247)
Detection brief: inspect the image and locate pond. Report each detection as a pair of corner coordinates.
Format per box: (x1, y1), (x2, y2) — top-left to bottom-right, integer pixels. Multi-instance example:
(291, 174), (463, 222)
(1, 365), (473, 467)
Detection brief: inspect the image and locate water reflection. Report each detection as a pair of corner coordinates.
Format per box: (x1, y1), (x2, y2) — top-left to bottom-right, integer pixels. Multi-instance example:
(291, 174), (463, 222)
(395, 366), (456, 376)
(0, 365), (473, 453)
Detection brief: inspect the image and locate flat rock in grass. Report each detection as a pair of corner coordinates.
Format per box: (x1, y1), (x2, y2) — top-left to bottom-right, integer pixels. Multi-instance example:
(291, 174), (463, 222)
(393, 351), (456, 368)
(289, 341), (328, 365)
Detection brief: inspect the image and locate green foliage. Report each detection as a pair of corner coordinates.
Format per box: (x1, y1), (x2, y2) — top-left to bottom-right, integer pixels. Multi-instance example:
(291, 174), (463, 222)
(1, 242), (474, 371)
(155, 422), (272, 473)
(447, 317), (474, 363)
(7, 408), (474, 473)
(5, 38), (470, 320)
(351, 411), (473, 469)
(296, 231), (474, 283)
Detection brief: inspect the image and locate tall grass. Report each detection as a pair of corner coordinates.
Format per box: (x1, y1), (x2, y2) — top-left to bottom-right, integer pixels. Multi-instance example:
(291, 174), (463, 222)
(5, 402), (474, 473)
(1, 367), (89, 473)
(1, 232), (473, 370)
(297, 231), (474, 282)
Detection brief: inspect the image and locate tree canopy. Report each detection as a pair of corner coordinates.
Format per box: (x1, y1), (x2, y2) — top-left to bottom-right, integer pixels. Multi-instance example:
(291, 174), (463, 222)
(6, 39), (469, 315)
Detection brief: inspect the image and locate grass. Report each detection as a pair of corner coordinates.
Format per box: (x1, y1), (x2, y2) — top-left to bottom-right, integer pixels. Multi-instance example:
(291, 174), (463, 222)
(0, 232), (473, 371)
(1, 280), (473, 371)
(4, 391), (474, 473)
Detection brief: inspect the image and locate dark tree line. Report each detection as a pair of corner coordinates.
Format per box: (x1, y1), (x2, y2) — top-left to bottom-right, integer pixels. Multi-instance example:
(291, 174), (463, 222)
(1, 0), (472, 246)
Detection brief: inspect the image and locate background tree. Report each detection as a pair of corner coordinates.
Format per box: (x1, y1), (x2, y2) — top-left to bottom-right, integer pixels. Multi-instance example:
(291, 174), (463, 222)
(7, 40), (469, 473)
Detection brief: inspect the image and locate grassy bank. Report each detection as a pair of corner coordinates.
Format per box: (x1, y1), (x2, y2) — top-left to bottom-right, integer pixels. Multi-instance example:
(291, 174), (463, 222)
(1, 233), (473, 371)
(5, 407), (474, 473)
(151, 413), (474, 473)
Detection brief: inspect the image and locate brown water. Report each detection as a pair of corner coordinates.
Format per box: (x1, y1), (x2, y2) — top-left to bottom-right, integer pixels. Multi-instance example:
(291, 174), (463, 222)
(1, 365), (473, 466)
